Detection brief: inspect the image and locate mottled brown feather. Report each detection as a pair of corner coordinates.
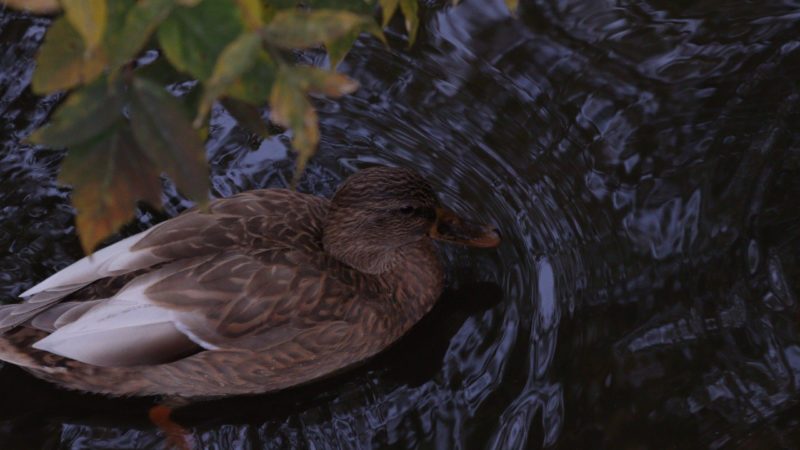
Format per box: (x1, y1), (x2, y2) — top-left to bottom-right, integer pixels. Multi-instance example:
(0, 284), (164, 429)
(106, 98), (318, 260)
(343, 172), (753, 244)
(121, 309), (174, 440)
(0, 170), (449, 398)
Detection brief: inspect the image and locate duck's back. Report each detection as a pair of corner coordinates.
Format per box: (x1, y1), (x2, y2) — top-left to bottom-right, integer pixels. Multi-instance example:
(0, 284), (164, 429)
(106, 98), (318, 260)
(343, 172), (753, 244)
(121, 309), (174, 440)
(0, 189), (340, 365)
(0, 187), (445, 397)
(133, 188), (330, 260)
(4, 189), (327, 320)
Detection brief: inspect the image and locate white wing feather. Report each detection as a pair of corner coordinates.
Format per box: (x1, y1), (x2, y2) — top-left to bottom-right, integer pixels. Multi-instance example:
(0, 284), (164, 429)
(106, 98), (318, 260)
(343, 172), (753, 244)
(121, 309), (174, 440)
(31, 267), (200, 367)
(20, 230), (163, 299)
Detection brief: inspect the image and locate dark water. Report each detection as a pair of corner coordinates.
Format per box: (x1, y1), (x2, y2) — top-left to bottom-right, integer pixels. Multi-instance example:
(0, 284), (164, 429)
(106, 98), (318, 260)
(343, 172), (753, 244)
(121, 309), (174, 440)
(2, 1), (800, 448)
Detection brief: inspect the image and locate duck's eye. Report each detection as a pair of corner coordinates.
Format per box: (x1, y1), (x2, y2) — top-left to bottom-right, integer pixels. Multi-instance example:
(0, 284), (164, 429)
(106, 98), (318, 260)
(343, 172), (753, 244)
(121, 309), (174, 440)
(417, 207), (437, 220)
(398, 206), (416, 215)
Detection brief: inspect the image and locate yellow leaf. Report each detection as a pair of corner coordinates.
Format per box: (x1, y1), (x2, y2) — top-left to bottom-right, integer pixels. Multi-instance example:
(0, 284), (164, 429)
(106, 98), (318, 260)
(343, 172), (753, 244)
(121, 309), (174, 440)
(379, 0), (399, 27)
(234, 0), (263, 30)
(262, 10), (365, 49)
(1, 0), (60, 13)
(298, 66), (359, 97)
(62, 0), (107, 52)
(399, 0), (418, 46)
(505, 0), (518, 14)
(31, 17), (107, 94)
(269, 68), (320, 184)
(269, 66), (359, 183)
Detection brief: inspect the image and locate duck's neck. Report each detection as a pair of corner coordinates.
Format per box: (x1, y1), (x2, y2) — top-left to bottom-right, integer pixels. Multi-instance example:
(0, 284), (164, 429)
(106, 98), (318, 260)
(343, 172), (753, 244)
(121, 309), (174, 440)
(381, 240), (445, 325)
(322, 237), (399, 275)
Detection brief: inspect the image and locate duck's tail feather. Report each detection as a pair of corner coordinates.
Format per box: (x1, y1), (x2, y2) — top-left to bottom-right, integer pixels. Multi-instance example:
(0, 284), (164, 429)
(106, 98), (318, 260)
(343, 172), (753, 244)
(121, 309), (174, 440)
(29, 300), (104, 332)
(0, 288), (76, 334)
(0, 329), (42, 368)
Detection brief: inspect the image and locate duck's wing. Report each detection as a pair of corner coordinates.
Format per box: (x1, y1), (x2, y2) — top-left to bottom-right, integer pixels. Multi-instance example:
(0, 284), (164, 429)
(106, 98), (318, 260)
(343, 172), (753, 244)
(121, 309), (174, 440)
(0, 230), (167, 332)
(1, 189), (327, 332)
(30, 249), (360, 367)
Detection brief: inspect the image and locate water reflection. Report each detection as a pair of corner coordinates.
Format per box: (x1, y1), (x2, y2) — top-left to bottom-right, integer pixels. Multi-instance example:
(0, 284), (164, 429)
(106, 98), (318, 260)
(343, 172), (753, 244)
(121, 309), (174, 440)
(2, 0), (800, 448)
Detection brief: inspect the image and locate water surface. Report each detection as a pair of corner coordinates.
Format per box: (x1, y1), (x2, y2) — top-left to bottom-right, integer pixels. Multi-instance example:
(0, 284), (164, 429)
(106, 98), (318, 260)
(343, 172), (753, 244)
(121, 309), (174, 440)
(2, 1), (800, 448)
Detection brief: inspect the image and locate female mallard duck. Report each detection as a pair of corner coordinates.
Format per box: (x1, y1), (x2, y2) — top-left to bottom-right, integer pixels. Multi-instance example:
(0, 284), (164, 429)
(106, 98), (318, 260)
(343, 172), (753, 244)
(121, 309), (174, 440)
(0, 167), (499, 398)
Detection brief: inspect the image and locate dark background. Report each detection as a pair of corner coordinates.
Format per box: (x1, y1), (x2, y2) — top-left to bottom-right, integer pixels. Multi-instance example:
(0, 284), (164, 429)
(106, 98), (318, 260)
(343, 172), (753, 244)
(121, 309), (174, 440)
(2, 0), (800, 448)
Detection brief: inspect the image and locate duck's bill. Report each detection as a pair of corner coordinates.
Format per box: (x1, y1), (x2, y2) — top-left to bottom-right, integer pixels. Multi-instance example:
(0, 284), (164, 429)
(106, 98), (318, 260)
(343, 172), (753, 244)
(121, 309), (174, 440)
(429, 208), (501, 248)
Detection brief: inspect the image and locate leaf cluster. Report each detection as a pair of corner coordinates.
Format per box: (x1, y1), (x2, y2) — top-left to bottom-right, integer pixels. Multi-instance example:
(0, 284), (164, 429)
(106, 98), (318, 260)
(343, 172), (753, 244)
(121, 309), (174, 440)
(3, 0), (517, 252)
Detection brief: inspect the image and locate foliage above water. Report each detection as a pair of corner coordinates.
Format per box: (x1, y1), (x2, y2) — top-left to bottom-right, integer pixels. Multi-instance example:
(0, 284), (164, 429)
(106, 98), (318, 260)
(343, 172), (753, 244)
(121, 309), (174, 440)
(3, 0), (514, 253)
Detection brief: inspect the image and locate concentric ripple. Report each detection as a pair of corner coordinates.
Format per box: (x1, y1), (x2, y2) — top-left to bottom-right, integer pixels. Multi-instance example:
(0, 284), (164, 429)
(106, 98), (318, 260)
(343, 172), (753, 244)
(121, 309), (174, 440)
(2, 1), (800, 448)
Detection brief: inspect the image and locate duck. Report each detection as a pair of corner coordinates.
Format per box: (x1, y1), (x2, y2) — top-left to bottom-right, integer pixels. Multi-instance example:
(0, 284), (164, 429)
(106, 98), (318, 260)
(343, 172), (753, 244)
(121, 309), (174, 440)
(0, 166), (500, 398)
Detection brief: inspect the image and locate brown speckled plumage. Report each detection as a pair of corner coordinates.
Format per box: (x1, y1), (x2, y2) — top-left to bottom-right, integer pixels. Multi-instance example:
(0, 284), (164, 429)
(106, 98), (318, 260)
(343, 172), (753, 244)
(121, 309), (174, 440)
(0, 167), (498, 398)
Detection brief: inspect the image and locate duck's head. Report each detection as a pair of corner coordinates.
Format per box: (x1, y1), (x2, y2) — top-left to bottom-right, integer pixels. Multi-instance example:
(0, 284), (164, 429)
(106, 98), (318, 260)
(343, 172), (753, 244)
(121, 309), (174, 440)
(322, 167), (500, 274)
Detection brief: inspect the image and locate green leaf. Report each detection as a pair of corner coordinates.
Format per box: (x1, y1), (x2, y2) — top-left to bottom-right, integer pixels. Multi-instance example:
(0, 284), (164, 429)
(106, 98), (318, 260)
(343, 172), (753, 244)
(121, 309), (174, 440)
(269, 66), (358, 182)
(305, 0), (375, 14)
(399, 0), (419, 46)
(262, 10), (366, 49)
(101, 0), (134, 53)
(225, 49), (277, 104)
(158, 0), (245, 80)
(196, 32), (261, 126)
(326, 29), (360, 70)
(326, 20), (384, 68)
(134, 55), (194, 87)
(31, 17), (107, 94)
(1, 0), (60, 13)
(130, 77), (209, 203)
(262, 0), (375, 14)
(261, 0), (296, 8)
(221, 98), (271, 138)
(379, 0), (399, 27)
(59, 126), (163, 253)
(62, 0), (107, 52)
(30, 76), (125, 148)
(110, 0), (176, 69)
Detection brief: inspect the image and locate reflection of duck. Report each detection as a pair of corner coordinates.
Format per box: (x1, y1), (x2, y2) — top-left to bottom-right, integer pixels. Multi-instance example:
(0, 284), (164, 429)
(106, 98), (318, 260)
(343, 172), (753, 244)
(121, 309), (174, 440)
(0, 167), (500, 398)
